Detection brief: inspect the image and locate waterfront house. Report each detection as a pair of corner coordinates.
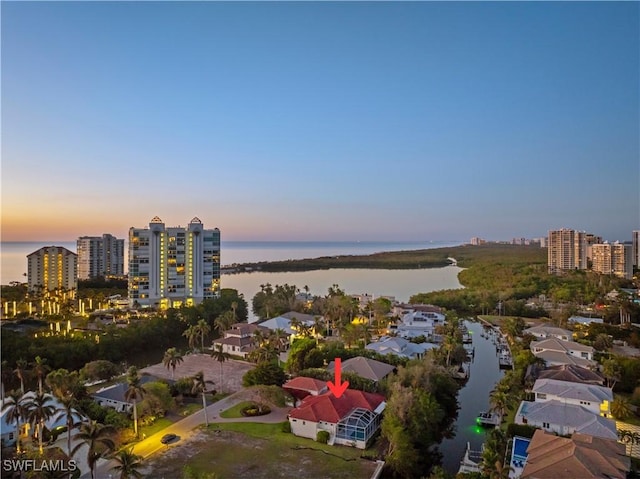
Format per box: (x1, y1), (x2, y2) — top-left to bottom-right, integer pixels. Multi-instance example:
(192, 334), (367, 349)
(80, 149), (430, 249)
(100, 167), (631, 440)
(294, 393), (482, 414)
(388, 309), (446, 339)
(515, 400), (618, 440)
(530, 337), (596, 368)
(522, 325), (572, 341)
(536, 364), (605, 386)
(288, 389), (385, 449)
(521, 430), (630, 479)
(531, 378), (612, 416)
(212, 323), (270, 359)
(327, 356), (395, 383)
(365, 336), (436, 359)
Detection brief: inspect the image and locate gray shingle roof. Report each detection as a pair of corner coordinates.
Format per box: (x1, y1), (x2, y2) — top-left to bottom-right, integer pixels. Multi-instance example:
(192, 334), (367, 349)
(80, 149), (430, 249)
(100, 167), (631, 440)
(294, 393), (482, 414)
(533, 378), (613, 403)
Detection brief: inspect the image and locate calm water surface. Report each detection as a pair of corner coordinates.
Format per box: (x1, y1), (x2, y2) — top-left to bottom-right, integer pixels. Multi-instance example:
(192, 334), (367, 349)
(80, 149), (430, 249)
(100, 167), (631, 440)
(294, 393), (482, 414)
(439, 320), (505, 473)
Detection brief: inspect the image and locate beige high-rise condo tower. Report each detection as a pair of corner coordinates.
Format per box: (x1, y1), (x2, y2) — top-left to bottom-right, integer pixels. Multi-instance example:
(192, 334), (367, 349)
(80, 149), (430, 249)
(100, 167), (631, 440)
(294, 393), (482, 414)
(128, 217), (221, 309)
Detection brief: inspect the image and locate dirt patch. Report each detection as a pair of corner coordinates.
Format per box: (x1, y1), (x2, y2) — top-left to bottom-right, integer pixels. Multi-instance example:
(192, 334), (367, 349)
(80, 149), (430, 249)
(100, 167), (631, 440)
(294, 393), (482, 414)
(140, 353), (254, 393)
(143, 428), (377, 479)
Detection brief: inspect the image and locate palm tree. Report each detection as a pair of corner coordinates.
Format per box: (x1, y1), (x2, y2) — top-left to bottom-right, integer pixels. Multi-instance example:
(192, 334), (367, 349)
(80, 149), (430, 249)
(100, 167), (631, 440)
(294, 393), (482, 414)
(214, 311), (235, 336)
(270, 328), (289, 352)
(31, 356), (51, 395)
(231, 301), (238, 321)
(602, 358), (622, 389)
(25, 392), (56, 454)
(197, 319), (211, 351)
(249, 343), (279, 364)
(124, 367), (146, 438)
(163, 348), (184, 380)
(191, 371), (215, 427)
(110, 447), (144, 479)
(1, 360), (12, 401)
(210, 344), (230, 392)
(489, 460), (513, 479)
(183, 325), (199, 351)
(489, 389), (510, 421)
(2, 390), (26, 452)
(311, 316), (324, 345)
(14, 359), (28, 393)
(54, 392), (83, 458)
(72, 420), (115, 479)
(611, 396), (632, 420)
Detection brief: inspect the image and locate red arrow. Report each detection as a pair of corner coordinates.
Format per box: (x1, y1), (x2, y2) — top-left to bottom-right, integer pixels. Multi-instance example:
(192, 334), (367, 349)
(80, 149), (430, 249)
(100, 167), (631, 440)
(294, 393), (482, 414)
(327, 358), (349, 398)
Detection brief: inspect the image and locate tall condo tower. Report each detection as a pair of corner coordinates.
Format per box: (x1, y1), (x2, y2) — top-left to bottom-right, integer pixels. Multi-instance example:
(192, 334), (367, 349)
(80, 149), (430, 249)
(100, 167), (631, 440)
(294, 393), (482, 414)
(547, 229), (587, 274)
(77, 234), (125, 279)
(128, 217), (221, 308)
(27, 246), (78, 296)
(591, 242), (633, 280)
(633, 230), (640, 268)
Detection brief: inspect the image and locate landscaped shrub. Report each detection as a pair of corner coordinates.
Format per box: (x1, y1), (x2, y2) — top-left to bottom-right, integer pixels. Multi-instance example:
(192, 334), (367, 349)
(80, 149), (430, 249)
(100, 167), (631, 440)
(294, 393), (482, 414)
(506, 423), (537, 439)
(281, 422), (291, 433)
(240, 403), (271, 417)
(316, 430), (330, 444)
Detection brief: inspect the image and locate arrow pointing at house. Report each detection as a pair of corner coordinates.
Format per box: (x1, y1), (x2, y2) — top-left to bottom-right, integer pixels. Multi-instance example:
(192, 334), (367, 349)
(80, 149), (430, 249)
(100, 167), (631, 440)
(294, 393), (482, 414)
(327, 357), (349, 398)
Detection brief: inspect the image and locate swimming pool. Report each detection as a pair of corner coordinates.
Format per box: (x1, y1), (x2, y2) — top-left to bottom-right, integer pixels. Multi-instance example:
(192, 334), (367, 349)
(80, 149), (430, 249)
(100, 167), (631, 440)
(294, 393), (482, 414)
(511, 436), (530, 470)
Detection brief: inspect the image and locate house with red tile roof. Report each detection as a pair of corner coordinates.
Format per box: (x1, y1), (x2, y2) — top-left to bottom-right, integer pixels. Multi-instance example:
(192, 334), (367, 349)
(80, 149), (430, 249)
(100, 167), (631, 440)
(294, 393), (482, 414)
(288, 389), (385, 449)
(283, 376), (329, 404)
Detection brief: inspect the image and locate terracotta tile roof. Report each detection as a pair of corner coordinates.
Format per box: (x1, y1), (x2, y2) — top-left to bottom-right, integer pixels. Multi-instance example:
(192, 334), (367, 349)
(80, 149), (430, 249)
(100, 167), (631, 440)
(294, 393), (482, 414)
(521, 430), (630, 479)
(288, 389), (385, 424)
(283, 377), (328, 394)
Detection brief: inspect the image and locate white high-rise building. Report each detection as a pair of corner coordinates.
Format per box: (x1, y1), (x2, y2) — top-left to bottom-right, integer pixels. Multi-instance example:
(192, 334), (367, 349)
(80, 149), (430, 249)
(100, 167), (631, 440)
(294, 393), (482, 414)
(77, 234), (125, 279)
(27, 246), (78, 296)
(128, 217), (220, 308)
(547, 229), (587, 274)
(591, 242), (633, 280)
(633, 230), (640, 268)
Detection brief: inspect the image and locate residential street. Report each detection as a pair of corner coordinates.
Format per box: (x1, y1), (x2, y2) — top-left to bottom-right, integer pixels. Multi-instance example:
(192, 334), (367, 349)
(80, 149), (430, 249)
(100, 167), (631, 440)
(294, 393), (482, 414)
(85, 389), (291, 479)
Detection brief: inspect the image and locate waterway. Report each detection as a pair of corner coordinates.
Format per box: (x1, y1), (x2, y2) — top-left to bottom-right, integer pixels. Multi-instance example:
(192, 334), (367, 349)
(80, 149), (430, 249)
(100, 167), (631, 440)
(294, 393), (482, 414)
(439, 320), (505, 473)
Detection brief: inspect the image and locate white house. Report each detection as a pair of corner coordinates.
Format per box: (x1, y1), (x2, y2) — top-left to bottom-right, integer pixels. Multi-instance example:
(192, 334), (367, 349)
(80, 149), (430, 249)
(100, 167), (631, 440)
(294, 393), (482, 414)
(365, 336), (436, 359)
(212, 323), (270, 358)
(531, 378), (612, 416)
(389, 310), (446, 339)
(568, 315), (604, 326)
(288, 389), (385, 449)
(515, 400), (618, 440)
(530, 337), (596, 368)
(1, 392), (86, 447)
(92, 375), (157, 413)
(523, 325), (572, 342)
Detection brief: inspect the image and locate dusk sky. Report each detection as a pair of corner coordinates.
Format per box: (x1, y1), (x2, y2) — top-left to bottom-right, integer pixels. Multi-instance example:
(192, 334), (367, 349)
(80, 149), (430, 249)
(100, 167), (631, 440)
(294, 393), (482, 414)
(2, 1), (638, 243)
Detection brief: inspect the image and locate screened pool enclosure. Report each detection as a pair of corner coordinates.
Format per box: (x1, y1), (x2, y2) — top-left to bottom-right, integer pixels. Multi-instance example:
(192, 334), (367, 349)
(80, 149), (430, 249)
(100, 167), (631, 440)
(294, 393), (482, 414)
(335, 408), (381, 444)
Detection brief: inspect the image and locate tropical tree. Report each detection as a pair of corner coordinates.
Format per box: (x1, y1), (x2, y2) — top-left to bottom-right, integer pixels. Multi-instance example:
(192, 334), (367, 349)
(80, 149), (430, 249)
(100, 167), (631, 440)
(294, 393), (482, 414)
(72, 420), (115, 479)
(110, 447), (144, 479)
(593, 333), (613, 352)
(25, 392), (56, 454)
(197, 319), (211, 351)
(1, 360), (12, 401)
(602, 358), (622, 389)
(54, 391), (84, 458)
(210, 344), (230, 392)
(249, 343), (279, 364)
(163, 348), (184, 380)
(14, 359), (28, 393)
(2, 390), (26, 452)
(182, 325), (199, 351)
(611, 396), (632, 420)
(213, 311), (235, 336)
(124, 367), (146, 438)
(191, 372), (215, 427)
(489, 389), (510, 420)
(31, 356), (51, 395)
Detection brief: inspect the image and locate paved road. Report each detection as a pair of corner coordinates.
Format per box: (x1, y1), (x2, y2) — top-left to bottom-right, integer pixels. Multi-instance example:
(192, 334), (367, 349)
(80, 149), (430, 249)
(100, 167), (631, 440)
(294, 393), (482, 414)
(86, 390), (290, 479)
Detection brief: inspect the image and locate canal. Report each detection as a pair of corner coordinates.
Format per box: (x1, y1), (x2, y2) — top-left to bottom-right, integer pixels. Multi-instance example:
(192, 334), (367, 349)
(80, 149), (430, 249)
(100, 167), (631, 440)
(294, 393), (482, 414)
(438, 320), (505, 474)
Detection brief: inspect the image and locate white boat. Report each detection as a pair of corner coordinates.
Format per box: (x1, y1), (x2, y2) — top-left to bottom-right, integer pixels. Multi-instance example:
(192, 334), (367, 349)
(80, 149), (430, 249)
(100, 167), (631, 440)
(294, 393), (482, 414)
(476, 411), (501, 427)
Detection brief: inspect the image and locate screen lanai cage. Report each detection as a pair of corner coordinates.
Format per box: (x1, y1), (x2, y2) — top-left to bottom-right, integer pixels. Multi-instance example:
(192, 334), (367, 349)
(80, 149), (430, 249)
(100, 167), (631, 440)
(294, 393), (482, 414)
(335, 408), (381, 443)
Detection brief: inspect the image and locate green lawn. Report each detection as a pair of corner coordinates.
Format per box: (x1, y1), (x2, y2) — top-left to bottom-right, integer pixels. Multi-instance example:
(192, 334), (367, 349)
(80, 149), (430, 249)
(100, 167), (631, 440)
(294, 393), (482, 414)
(219, 401), (254, 419)
(146, 421), (377, 479)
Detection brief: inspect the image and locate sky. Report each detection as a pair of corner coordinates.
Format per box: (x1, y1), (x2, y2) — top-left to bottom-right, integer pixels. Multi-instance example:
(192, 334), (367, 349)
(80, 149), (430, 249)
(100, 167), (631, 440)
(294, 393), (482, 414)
(1, 1), (638, 243)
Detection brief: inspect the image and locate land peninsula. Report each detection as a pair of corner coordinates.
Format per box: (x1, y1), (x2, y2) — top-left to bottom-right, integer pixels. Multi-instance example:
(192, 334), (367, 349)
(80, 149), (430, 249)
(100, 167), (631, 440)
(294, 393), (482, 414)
(224, 243), (548, 273)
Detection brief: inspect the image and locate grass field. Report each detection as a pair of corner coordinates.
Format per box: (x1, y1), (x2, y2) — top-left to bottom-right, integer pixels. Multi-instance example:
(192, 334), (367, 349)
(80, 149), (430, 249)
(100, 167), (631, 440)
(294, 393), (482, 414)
(219, 401), (254, 418)
(144, 421), (378, 478)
